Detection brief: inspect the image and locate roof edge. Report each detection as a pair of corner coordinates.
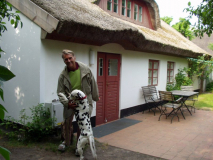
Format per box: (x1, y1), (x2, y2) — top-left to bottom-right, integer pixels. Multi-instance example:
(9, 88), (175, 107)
(7, 0), (59, 33)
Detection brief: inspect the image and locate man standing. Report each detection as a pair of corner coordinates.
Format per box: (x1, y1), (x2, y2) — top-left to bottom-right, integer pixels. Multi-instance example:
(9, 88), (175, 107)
(57, 49), (99, 154)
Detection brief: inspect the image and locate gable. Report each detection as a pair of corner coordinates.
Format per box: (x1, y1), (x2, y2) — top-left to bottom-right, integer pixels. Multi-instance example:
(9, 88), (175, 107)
(95, 0), (160, 30)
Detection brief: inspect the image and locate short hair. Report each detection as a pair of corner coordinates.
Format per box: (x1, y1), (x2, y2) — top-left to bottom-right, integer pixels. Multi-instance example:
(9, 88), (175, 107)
(62, 49), (75, 59)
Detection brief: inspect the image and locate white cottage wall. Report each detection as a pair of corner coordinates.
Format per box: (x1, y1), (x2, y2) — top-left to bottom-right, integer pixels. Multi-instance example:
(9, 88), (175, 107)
(0, 8), (190, 120)
(0, 9), (41, 119)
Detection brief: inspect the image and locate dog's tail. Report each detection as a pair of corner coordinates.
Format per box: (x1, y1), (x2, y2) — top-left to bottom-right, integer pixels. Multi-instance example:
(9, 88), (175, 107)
(89, 136), (97, 160)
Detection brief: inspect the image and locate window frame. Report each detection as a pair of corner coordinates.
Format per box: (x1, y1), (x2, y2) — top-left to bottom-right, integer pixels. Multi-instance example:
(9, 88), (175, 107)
(148, 60), (159, 86)
(107, 0), (118, 13)
(167, 61), (175, 83)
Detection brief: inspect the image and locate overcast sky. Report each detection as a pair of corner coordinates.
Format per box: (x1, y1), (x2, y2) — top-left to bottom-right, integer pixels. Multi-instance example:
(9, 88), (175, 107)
(155, 0), (202, 25)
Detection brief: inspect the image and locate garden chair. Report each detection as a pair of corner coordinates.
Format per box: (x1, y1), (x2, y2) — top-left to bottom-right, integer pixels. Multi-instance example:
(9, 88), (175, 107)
(142, 86), (162, 116)
(158, 91), (183, 123)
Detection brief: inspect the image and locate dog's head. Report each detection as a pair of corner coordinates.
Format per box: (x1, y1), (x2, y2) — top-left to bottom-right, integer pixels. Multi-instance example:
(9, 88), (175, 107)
(70, 89), (86, 101)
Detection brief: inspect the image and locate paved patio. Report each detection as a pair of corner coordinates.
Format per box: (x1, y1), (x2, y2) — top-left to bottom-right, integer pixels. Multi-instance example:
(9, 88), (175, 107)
(95, 109), (213, 160)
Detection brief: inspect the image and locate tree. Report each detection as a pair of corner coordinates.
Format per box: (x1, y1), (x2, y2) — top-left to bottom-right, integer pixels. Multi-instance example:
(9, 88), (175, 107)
(161, 16), (173, 25)
(187, 55), (213, 93)
(0, 0), (23, 160)
(185, 0), (213, 38)
(172, 18), (195, 40)
(161, 16), (195, 40)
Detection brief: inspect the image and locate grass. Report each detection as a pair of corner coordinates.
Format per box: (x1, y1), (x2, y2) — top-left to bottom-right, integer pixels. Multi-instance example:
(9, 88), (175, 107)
(185, 92), (213, 110)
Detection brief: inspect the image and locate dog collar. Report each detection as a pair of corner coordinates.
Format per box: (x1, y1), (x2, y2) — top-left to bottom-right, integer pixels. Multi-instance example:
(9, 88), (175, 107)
(77, 95), (87, 101)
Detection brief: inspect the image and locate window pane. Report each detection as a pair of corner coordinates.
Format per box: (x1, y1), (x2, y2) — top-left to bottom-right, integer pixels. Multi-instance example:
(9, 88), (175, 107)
(167, 77), (169, 82)
(107, 0), (112, 10)
(122, 8), (125, 15)
(134, 4), (138, 20)
(149, 62), (152, 69)
(148, 78), (151, 85)
(170, 70), (173, 76)
(170, 63), (174, 69)
(108, 59), (118, 76)
(127, 9), (131, 17)
(154, 62), (158, 69)
(170, 77), (173, 82)
(122, 0), (125, 6)
(153, 70), (158, 77)
(127, 1), (131, 17)
(148, 70), (152, 77)
(114, 4), (118, 12)
(114, 0), (118, 3)
(139, 6), (142, 22)
(99, 58), (103, 76)
(153, 78), (157, 85)
(127, 1), (131, 8)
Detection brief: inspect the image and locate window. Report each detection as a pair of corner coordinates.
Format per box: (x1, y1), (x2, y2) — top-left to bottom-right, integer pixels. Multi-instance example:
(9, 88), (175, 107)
(127, 1), (131, 18)
(148, 60), (159, 85)
(107, 0), (118, 13)
(139, 6), (142, 22)
(167, 62), (174, 83)
(134, 4), (138, 20)
(122, 0), (126, 16)
(114, 0), (118, 13)
(107, 0), (112, 11)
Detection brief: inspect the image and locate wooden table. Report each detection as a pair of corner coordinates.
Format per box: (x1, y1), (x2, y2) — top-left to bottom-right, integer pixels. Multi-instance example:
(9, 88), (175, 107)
(171, 90), (199, 118)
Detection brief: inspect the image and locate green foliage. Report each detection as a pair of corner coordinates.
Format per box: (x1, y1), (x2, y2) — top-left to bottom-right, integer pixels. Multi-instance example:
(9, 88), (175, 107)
(208, 43), (213, 51)
(0, 0), (23, 37)
(172, 18), (195, 40)
(161, 16), (173, 25)
(166, 83), (179, 91)
(0, 1), (23, 159)
(193, 93), (213, 110)
(0, 147), (10, 160)
(187, 56), (213, 80)
(185, 0), (213, 38)
(0, 104), (56, 142)
(166, 68), (193, 91)
(206, 81), (213, 92)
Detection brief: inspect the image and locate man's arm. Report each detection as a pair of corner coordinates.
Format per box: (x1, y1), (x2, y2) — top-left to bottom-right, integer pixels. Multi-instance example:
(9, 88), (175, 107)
(89, 70), (99, 101)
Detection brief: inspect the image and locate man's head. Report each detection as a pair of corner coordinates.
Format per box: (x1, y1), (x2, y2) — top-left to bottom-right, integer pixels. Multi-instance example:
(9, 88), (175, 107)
(62, 49), (76, 71)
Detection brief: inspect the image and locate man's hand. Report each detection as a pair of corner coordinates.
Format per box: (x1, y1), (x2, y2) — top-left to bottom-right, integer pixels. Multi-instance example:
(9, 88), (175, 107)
(68, 100), (77, 109)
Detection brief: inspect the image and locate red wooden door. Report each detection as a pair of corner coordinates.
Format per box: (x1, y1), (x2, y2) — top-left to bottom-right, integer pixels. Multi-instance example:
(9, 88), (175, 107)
(96, 52), (121, 125)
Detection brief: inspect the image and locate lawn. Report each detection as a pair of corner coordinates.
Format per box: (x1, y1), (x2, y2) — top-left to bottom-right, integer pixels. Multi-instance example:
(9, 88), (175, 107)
(193, 92), (213, 110)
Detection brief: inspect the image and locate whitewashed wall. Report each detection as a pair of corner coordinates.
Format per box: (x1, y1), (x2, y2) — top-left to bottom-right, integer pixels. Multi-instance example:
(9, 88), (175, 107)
(0, 10), (41, 119)
(0, 9), (189, 120)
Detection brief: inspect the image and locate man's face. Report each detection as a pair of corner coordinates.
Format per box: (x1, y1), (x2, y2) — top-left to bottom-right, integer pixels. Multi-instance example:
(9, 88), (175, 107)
(63, 53), (76, 70)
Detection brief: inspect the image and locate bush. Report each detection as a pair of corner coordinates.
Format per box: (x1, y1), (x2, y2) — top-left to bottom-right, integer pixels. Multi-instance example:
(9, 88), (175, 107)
(206, 81), (213, 92)
(0, 103), (56, 142)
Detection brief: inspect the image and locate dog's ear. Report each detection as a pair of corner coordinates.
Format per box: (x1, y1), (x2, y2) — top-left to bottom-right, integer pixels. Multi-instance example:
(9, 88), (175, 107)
(77, 92), (83, 99)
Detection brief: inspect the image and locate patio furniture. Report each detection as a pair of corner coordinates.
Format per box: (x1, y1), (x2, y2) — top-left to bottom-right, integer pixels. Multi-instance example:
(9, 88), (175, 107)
(142, 86), (162, 116)
(171, 90), (199, 116)
(158, 91), (183, 123)
(181, 86), (198, 113)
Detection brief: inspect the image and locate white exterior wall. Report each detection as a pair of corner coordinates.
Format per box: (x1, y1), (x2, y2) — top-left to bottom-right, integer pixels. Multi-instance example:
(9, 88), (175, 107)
(0, 9), (189, 120)
(0, 10), (41, 119)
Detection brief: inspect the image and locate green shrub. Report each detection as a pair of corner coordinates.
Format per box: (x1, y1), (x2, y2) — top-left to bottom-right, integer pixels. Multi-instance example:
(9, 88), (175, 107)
(206, 81), (213, 92)
(166, 83), (179, 91)
(0, 103), (56, 142)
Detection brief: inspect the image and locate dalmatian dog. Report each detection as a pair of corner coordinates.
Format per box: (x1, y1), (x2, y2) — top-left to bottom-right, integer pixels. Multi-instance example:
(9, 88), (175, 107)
(58, 90), (97, 160)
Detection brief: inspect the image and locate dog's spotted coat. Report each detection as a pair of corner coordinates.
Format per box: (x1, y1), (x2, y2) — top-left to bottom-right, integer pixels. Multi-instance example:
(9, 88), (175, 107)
(59, 90), (97, 160)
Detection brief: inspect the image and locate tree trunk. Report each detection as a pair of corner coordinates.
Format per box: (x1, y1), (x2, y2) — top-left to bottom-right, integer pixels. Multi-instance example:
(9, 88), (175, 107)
(200, 79), (204, 93)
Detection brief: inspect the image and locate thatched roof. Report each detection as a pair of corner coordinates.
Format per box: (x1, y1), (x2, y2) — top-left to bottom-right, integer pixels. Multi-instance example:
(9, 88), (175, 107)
(26, 0), (209, 58)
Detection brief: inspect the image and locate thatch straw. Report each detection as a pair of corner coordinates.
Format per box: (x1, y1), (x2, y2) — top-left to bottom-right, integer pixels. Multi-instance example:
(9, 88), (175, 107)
(30, 0), (209, 58)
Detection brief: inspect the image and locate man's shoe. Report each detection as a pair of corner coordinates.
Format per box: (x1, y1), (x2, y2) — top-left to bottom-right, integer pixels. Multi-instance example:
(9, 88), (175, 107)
(75, 149), (80, 157)
(58, 141), (66, 152)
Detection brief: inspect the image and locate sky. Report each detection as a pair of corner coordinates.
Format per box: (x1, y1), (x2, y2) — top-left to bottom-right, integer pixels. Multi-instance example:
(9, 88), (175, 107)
(155, 0), (203, 25)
